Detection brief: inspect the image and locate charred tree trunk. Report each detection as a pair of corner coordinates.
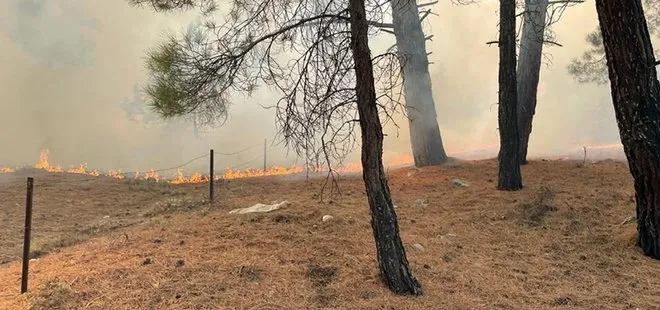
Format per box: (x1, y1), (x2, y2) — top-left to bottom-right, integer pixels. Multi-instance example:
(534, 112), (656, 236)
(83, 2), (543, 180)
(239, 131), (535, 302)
(497, 0), (523, 191)
(390, 0), (448, 167)
(595, 0), (660, 258)
(349, 0), (423, 295)
(516, 0), (548, 164)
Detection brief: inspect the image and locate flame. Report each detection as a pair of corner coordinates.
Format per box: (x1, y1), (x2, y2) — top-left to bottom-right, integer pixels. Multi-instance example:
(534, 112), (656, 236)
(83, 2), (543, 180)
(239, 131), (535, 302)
(134, 169), (162, 182)
(0, 144), (627, 184)
(68, 163), (88, 174)
(34, 149), (64, 172)
(169, 169), (211, 184)
(107, 169), (125, 179)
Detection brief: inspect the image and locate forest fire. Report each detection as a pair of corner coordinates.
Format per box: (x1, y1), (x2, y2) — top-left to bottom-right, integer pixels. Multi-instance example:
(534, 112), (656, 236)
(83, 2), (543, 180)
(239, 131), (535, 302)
(0, 144), (626, 183)
(0, 149), (411, 183)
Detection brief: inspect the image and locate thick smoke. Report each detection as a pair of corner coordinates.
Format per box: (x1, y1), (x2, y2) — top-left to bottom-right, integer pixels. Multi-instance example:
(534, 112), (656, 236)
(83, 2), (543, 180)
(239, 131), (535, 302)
(0, 0), (641, 174)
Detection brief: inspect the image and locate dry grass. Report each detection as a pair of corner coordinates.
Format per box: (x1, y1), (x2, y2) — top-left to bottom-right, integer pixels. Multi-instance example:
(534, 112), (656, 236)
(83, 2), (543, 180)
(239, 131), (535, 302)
(0, 159), (659, 309)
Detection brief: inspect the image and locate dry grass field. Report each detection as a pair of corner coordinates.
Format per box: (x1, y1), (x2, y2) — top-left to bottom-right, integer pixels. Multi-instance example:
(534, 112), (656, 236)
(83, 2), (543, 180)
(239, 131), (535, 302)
(0, 158), (658, 309)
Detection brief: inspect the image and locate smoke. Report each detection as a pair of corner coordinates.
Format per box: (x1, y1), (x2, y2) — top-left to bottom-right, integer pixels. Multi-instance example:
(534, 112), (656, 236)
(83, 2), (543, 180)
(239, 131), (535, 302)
(0, 0), (645, 174)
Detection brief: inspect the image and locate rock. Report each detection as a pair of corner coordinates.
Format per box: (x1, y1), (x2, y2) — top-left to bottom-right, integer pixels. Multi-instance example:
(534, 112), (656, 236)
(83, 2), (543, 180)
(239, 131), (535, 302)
(407, 168), (419, 177)
(414, 199), (428, 208)
(451, 178), (469, 188)
(411, 243), (425, 252)
(142, 257), (153, 265)
(229, 201), (289, 214)
(322, 215), (334, 222)
(393, 205), (399, 209)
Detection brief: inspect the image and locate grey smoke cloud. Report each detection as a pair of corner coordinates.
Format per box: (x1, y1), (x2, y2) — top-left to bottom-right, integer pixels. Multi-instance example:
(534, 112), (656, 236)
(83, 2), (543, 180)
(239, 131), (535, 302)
(0, 0), (649, 174)
(2, 0), (97, 67)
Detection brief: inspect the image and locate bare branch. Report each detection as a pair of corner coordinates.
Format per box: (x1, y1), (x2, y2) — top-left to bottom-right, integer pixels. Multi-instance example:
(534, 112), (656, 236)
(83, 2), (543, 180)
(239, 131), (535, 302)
(369, 21), (394, 28)
(134, 0), (408, 187)
(418, 1), (438, 8)
(548, 0), (584, 4)
(543, 40), (563, 47)
(419, 9), (432, 23)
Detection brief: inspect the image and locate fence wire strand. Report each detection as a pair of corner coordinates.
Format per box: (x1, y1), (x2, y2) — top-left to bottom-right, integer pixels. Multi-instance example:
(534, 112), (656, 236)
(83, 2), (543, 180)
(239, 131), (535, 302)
(120, 142), (265, 176)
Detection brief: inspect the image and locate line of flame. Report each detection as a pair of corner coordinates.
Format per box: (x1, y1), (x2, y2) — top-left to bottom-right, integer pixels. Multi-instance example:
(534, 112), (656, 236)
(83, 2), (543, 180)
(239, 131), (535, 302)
(0, 144), (625, 183)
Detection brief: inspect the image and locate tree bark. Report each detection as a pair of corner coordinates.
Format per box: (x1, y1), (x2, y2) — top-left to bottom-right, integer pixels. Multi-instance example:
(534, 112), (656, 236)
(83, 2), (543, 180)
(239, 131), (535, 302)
(390, 0), (448, 167)
(595, 0), (660, 259)
(497, 0), (523, 191)
(516, 0), (548, 164)
(349, 0), (423, 295)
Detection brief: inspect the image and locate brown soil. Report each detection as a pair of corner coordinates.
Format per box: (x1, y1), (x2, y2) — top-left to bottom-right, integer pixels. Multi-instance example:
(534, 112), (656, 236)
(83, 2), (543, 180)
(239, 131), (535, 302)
(0, 159), (658, 309)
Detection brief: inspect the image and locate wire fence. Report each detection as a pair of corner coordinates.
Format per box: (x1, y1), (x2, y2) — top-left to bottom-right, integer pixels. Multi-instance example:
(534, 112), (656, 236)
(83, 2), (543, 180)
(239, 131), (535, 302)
(115, 142), (277, 179)
(0, 141), (279, 180)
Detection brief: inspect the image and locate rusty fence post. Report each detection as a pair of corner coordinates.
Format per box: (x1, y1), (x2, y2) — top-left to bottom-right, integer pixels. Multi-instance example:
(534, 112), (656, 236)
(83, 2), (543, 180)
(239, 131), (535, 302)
(209, 149), (214, 203)
(21, 177), (34, 294)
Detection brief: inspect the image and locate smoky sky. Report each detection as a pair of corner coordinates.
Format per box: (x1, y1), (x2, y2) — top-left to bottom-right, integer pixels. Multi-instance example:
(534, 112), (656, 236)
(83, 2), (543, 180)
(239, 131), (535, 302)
(2, 0), (97, 67)
(0, 0), (651, 173)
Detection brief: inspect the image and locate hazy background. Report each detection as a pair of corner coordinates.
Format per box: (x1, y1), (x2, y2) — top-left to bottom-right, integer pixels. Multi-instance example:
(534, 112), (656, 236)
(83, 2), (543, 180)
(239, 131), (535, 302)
(0, 0), (637, 175)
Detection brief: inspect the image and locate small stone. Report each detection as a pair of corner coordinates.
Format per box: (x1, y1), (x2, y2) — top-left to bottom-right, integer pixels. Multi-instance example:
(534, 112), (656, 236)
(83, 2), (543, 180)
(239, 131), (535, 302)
(414, 199), (428, 208)
(152, 238), (162, 244)
(393, 205), (399, 209)
(412, 243), (425, 252)
(322, 215), (334, 222)
(142, 257), (153, 265)
(451, 179), (469, 188)
(103, 215), (110, 219)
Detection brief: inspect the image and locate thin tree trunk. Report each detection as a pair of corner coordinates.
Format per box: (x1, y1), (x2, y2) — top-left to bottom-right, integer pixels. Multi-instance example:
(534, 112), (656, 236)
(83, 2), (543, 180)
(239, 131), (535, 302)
(497, 0), (523, 191)
(596, 0), (660, 258)
(349, 0), (423, 295)
(390, 0), (448, 167)
(517, 0), (548, 164)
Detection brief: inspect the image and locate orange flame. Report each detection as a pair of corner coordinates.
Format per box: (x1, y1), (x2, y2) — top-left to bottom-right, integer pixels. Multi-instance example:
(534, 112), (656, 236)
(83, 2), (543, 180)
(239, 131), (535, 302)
(107, 169), (125, 179)
(34, 149), (64, 172)
(2, 144), (625, 184)
(132, 169), (163, 182)
(68, 163), (88, 174)
(169, 169), (212, 184)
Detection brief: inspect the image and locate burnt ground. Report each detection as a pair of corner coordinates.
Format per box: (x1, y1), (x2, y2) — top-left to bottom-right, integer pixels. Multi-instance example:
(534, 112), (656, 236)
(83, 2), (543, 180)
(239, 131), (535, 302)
(0, 159), (658, 309)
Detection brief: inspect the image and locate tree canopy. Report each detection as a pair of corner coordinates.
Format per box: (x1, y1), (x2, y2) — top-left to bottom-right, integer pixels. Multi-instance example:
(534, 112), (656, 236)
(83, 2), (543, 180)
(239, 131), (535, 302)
(129, 0), (406, 170)
(568, 0), (659, 84)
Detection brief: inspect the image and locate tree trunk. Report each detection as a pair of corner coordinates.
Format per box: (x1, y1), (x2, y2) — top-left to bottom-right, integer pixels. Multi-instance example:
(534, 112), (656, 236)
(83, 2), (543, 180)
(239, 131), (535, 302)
(349, 0), (423, 295)
(516, 0), (548, 164)
(390, 0), (448, 167)
(497, 0), (523, 191)
(595, 0), (660, 259)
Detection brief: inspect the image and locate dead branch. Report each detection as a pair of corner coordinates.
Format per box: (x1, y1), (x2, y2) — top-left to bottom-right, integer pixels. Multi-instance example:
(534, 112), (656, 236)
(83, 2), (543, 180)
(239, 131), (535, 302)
(418, 1), (438, 8)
